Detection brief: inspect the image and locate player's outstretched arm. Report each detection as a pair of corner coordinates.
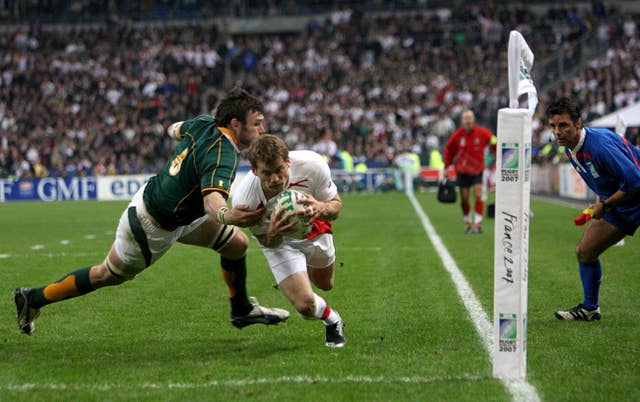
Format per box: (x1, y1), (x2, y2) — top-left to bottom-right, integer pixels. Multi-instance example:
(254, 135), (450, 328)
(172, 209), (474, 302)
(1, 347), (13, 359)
(203, 191), (265, 228)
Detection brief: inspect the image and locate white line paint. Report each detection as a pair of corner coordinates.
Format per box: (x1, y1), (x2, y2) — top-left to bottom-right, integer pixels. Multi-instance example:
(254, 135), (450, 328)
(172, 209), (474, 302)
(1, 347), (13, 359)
(407, 193), (540, 402)
(60, 240), (70, 245)
(0, 374), (486, 392)
(30, 245), (44, 250)
(84, 234), (96, 240)
(1, 252), (103, 259)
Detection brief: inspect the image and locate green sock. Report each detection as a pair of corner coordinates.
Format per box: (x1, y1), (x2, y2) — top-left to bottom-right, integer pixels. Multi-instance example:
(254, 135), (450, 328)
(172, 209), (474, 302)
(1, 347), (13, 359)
(220, 256), (252, 316)
(28, 267), (94, 308)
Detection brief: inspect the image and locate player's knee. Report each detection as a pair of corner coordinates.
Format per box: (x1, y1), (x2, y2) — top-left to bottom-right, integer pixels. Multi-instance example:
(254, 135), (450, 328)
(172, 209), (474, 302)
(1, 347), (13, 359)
(575, 244), (597, 263)
(315, 278), (334, 291)
(237, 231), (250, 252)
(215, 226), (246, 257)
(93, 262), (128, 287)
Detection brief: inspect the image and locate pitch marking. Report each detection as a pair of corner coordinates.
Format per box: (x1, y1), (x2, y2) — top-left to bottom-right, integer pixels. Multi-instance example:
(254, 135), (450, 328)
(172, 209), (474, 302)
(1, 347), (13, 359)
(1, 374), (486, 392)
(2, 252), (103, 259)
(30, 245), (44, 250)
(407, 192), (540, 402)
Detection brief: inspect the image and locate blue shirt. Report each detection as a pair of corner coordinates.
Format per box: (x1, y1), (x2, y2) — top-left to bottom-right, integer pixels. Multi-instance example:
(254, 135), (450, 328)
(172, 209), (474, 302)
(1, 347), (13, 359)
(565, 127), (640, 216)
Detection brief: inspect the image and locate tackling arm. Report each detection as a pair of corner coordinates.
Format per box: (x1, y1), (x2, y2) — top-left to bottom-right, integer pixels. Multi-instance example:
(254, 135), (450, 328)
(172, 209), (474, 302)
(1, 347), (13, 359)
(167, 121), (184, 141)
(203, 191), (265, 228)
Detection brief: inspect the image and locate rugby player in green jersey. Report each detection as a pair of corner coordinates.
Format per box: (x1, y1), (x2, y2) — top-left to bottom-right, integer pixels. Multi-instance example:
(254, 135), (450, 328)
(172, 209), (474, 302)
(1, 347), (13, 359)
(13, 87), (289, 335)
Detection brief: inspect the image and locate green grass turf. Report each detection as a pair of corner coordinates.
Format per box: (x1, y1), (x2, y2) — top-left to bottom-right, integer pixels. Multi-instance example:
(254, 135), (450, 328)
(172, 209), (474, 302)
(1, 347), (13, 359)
(0, 192), (638, 401)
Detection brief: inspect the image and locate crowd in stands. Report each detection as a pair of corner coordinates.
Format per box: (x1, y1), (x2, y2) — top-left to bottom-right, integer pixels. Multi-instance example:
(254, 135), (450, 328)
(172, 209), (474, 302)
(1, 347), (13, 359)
(0, 1), (638, 180)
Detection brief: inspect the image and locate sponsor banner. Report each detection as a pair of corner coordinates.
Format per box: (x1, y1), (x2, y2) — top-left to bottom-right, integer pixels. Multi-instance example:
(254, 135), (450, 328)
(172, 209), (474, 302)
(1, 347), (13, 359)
(331, 169), (394, 192)
(0, 177), (97, 202)
(493, 108), (530, 379)
(96, 174), (152, 201)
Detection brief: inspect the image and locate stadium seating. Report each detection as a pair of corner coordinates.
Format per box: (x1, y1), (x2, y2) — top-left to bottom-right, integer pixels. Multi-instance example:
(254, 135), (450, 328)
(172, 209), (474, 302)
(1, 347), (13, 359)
(0, 1), (637, 179)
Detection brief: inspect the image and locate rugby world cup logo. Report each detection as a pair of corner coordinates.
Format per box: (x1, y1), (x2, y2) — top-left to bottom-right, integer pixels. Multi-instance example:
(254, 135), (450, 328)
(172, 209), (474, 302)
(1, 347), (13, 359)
(500, 143), (519, 182)
(499, 313), (517, 352)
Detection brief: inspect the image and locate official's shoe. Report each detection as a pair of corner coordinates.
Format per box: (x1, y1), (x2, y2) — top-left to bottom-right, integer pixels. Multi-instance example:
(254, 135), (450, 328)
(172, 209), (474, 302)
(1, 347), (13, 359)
(325, 318), (345, 348)
(231, 297), (290, 329)
(475, 225), (483, 234)
(14, 288), (40, 335)
(554, 304), (601, 321)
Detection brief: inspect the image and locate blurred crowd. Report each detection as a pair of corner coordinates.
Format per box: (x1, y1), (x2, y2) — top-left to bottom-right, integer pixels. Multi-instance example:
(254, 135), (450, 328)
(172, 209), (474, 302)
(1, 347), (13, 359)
(0, 1), (639, 179)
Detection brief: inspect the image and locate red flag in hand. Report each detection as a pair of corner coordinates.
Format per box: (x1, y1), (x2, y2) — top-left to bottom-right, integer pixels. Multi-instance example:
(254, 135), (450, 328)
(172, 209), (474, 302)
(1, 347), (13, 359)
(574, 207), (594, 226)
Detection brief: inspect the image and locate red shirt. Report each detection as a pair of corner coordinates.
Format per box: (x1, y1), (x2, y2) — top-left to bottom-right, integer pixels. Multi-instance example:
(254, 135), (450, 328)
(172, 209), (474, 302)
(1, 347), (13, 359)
(443, 125), (495, 175)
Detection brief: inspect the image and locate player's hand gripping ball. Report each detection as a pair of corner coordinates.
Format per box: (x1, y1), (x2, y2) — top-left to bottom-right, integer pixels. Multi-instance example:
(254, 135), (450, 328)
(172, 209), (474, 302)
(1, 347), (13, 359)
(274, 189), (312, 239)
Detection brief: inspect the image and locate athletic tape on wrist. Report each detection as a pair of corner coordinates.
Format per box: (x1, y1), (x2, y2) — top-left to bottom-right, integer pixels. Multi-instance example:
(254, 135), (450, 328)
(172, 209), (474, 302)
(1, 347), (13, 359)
(217, 206), (229, 225)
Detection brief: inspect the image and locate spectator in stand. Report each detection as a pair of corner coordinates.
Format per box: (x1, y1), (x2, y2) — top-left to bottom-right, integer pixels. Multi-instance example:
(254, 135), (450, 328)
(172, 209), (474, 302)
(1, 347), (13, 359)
(311, 127), (338, 164)
(0, 3), (635, 181)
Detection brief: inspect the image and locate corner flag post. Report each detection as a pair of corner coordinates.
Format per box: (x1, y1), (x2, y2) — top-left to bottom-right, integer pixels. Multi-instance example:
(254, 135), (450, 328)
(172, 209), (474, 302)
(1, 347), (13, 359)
(492, 30), (537, 380)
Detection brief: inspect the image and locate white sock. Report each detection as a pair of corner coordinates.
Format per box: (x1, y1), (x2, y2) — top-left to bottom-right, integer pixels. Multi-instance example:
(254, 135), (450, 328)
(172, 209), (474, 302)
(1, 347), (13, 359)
(464, 213), (472, 225)
(313, 293), (340, 325)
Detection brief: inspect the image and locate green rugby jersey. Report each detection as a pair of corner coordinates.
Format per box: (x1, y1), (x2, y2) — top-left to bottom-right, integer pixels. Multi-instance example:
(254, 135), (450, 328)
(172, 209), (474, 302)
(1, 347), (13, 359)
(143, 115), (240, 230)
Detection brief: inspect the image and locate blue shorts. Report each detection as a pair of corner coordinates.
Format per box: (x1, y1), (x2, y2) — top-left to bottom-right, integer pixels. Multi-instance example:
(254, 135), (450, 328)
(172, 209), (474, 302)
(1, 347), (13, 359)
(604, 208), (640, 236)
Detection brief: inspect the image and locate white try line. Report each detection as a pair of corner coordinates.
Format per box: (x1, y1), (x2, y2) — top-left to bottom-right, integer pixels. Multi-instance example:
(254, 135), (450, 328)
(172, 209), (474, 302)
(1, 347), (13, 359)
(1, 374), (486, 392)
(0, 252), (104, 259)
(407, 192), (540, 402)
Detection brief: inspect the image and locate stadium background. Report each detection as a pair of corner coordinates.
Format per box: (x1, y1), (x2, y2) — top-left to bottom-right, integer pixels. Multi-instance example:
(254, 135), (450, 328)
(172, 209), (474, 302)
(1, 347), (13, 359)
(1, 0), (639, 186)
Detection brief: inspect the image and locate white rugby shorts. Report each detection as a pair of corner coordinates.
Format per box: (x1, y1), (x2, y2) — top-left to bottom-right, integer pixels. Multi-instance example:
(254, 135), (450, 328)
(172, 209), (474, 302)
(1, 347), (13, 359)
(260, 234), (335, 284)
(112, 184), (208, 278)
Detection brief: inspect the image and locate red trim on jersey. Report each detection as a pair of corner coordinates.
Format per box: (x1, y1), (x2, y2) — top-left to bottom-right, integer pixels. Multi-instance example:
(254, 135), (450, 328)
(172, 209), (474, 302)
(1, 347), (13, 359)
(622, 136), (640, 170)
(576, 151), (593, 160)
(289, 179), (310, 189)
(306, 218), (333, 240)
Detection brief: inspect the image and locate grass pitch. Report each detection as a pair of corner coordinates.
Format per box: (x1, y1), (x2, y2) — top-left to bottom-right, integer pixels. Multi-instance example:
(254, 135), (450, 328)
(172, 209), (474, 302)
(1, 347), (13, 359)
(0, 192), (638, 401)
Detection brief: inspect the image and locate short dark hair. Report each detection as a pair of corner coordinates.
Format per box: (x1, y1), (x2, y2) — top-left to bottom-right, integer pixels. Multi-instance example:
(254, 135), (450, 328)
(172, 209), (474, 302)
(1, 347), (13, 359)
(247, 134), (289, 168)
(214, 87), (263, 127)
(545, 97), (581, 122)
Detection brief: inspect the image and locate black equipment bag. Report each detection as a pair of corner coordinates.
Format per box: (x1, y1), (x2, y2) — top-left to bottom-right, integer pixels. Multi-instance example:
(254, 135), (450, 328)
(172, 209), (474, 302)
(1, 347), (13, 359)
(437, 179), (457, 203)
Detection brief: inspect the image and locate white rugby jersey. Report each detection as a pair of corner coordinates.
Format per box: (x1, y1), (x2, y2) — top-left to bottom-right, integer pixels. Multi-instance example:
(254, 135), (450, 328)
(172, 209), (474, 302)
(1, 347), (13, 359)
(232, 150), (338, 239)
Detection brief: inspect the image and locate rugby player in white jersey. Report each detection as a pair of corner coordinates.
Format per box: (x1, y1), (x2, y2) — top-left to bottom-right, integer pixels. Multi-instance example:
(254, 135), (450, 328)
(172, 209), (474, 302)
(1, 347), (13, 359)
(232, 134), (345, 347)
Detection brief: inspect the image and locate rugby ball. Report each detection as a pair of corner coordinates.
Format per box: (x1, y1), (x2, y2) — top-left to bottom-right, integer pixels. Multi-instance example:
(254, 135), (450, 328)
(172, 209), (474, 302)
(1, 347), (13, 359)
(274, 189), (312, 239)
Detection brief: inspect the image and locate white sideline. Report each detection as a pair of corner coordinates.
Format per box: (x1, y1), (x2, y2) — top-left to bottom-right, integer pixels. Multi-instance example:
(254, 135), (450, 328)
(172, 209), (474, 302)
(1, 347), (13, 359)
(2, 374), (485, 392)
(407, 192), (540, 402)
